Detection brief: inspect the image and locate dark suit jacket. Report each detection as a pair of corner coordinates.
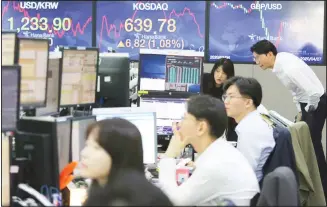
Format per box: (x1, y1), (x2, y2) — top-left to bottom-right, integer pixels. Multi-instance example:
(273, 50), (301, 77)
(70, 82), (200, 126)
(262, 126), (298, 186)
(257, 167), (299, 206)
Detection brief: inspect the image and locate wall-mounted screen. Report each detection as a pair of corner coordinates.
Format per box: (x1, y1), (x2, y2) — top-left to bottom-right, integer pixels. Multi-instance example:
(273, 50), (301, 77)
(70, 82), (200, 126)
(208, 1), (325, 64)
(2, 1), (93, 51)
(96, 1), (206, 61)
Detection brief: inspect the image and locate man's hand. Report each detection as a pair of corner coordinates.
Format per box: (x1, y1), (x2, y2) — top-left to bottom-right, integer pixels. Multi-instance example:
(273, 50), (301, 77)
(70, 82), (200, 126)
(295, 112), (302, 122)
(165, 122), (189, 158)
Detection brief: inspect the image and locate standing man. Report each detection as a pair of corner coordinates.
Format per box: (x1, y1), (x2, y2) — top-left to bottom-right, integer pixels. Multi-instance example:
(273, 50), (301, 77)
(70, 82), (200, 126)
(250, 39), (327, 199)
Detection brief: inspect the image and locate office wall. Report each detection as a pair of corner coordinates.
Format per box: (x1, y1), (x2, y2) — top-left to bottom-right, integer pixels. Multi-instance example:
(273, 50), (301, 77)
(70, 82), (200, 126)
(203, 63), (327, 156)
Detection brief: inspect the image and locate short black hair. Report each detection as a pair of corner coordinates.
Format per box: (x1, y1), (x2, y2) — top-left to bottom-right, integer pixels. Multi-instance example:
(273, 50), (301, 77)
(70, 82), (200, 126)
(250, 40), (277, 56)
(223, 76), (263, 108)
(186, 94), (227, 138)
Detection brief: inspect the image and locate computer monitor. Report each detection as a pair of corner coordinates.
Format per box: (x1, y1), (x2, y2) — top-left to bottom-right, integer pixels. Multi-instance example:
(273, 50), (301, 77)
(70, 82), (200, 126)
(92, 107), (157, 164)
(59, 47), (99, 107)
(15, 116), (72, 191)
(2, 134), (11, 206)
(139, 96), (187, 136)
(1, 65), (21, 132)
(36, 52), (61, 116)
(2, 31), (19, 65)
(18, 38), (49, 108)
(96, 53), (130, 107)
(71, 116), (96, 163)
(138, 49), (204, 93)
(15, 117), (61, 199)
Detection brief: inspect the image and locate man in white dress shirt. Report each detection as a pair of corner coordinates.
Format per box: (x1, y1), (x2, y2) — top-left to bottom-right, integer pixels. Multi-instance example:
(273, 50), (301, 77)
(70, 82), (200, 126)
(158, 95), (259, 206)
(250, 40), (326, 199)
(222, 76), (276, 182)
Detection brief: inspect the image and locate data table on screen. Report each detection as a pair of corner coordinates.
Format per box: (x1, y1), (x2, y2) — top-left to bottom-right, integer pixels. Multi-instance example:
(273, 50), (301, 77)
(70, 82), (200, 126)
(19, 39), (48, 107)
(60, 49), (98, 106)
(1, 33), (17, 65)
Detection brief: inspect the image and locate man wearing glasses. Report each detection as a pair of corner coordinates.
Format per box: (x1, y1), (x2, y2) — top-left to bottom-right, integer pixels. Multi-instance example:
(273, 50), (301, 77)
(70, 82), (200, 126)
(222, 76), (275, 182)
(250, 40), (326, 200)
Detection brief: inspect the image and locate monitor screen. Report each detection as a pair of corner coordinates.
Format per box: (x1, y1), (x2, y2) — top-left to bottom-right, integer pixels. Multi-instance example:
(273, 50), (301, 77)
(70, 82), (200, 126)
(139, 97), (187, 135)
(208, 1), (325, 64)
(2, 1), (93, 51)
(93, 108), (157, 164)
(2, 134), (10, 206)
(139, 49), (204, 93)
(71, 117), (96, 162)
(19, 38), (49, 107)
(1, 66), (20, 132)
(56, 119), (72, 172)
(60, 48), (98, 106)
(1, 32), (17, 65)
(36, 53), (61, 116)
(96, 1), (206, 61)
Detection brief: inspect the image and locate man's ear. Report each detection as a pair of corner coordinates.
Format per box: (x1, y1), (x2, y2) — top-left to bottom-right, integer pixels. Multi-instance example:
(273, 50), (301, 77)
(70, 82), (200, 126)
(267, 51), (274, 57)
(245, 98), (254, 109)
(197, 119), (209, 136)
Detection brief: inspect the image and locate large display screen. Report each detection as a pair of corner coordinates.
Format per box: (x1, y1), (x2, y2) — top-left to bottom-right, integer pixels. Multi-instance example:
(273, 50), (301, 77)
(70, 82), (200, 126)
(1, 1), (93, 51)
(96, 1), (206, 61)
(139, 49), (203, 93)
(208, 1), (325, 64)
(60, 49), (98, 106)
(19, 38), (49, 107)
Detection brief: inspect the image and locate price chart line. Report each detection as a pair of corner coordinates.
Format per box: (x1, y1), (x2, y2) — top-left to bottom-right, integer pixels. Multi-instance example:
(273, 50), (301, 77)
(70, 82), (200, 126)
(2, 1), (92, 38)
(98, 3), (204, 49)
(211, 1), (283, 48)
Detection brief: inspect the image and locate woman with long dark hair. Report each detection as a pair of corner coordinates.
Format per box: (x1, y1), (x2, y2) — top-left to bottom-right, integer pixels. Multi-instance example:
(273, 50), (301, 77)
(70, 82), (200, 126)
(204, 58), (238, 142)
(78, 118), (172, 205)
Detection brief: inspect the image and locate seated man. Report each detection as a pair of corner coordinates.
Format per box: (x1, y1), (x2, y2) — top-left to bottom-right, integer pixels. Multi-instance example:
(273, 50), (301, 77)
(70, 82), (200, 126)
(158, 95), (259, 206)
(222, 76), (275, 182)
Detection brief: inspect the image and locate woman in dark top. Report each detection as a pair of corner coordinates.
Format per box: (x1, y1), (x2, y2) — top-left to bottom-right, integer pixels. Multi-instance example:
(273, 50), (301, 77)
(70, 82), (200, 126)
(204, 58), (238, 142)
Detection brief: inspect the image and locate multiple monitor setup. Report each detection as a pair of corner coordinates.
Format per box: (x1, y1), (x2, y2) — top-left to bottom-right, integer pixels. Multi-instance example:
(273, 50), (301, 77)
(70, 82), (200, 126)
(2, 31), (204, 204)
(138, 49), (204, 150)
